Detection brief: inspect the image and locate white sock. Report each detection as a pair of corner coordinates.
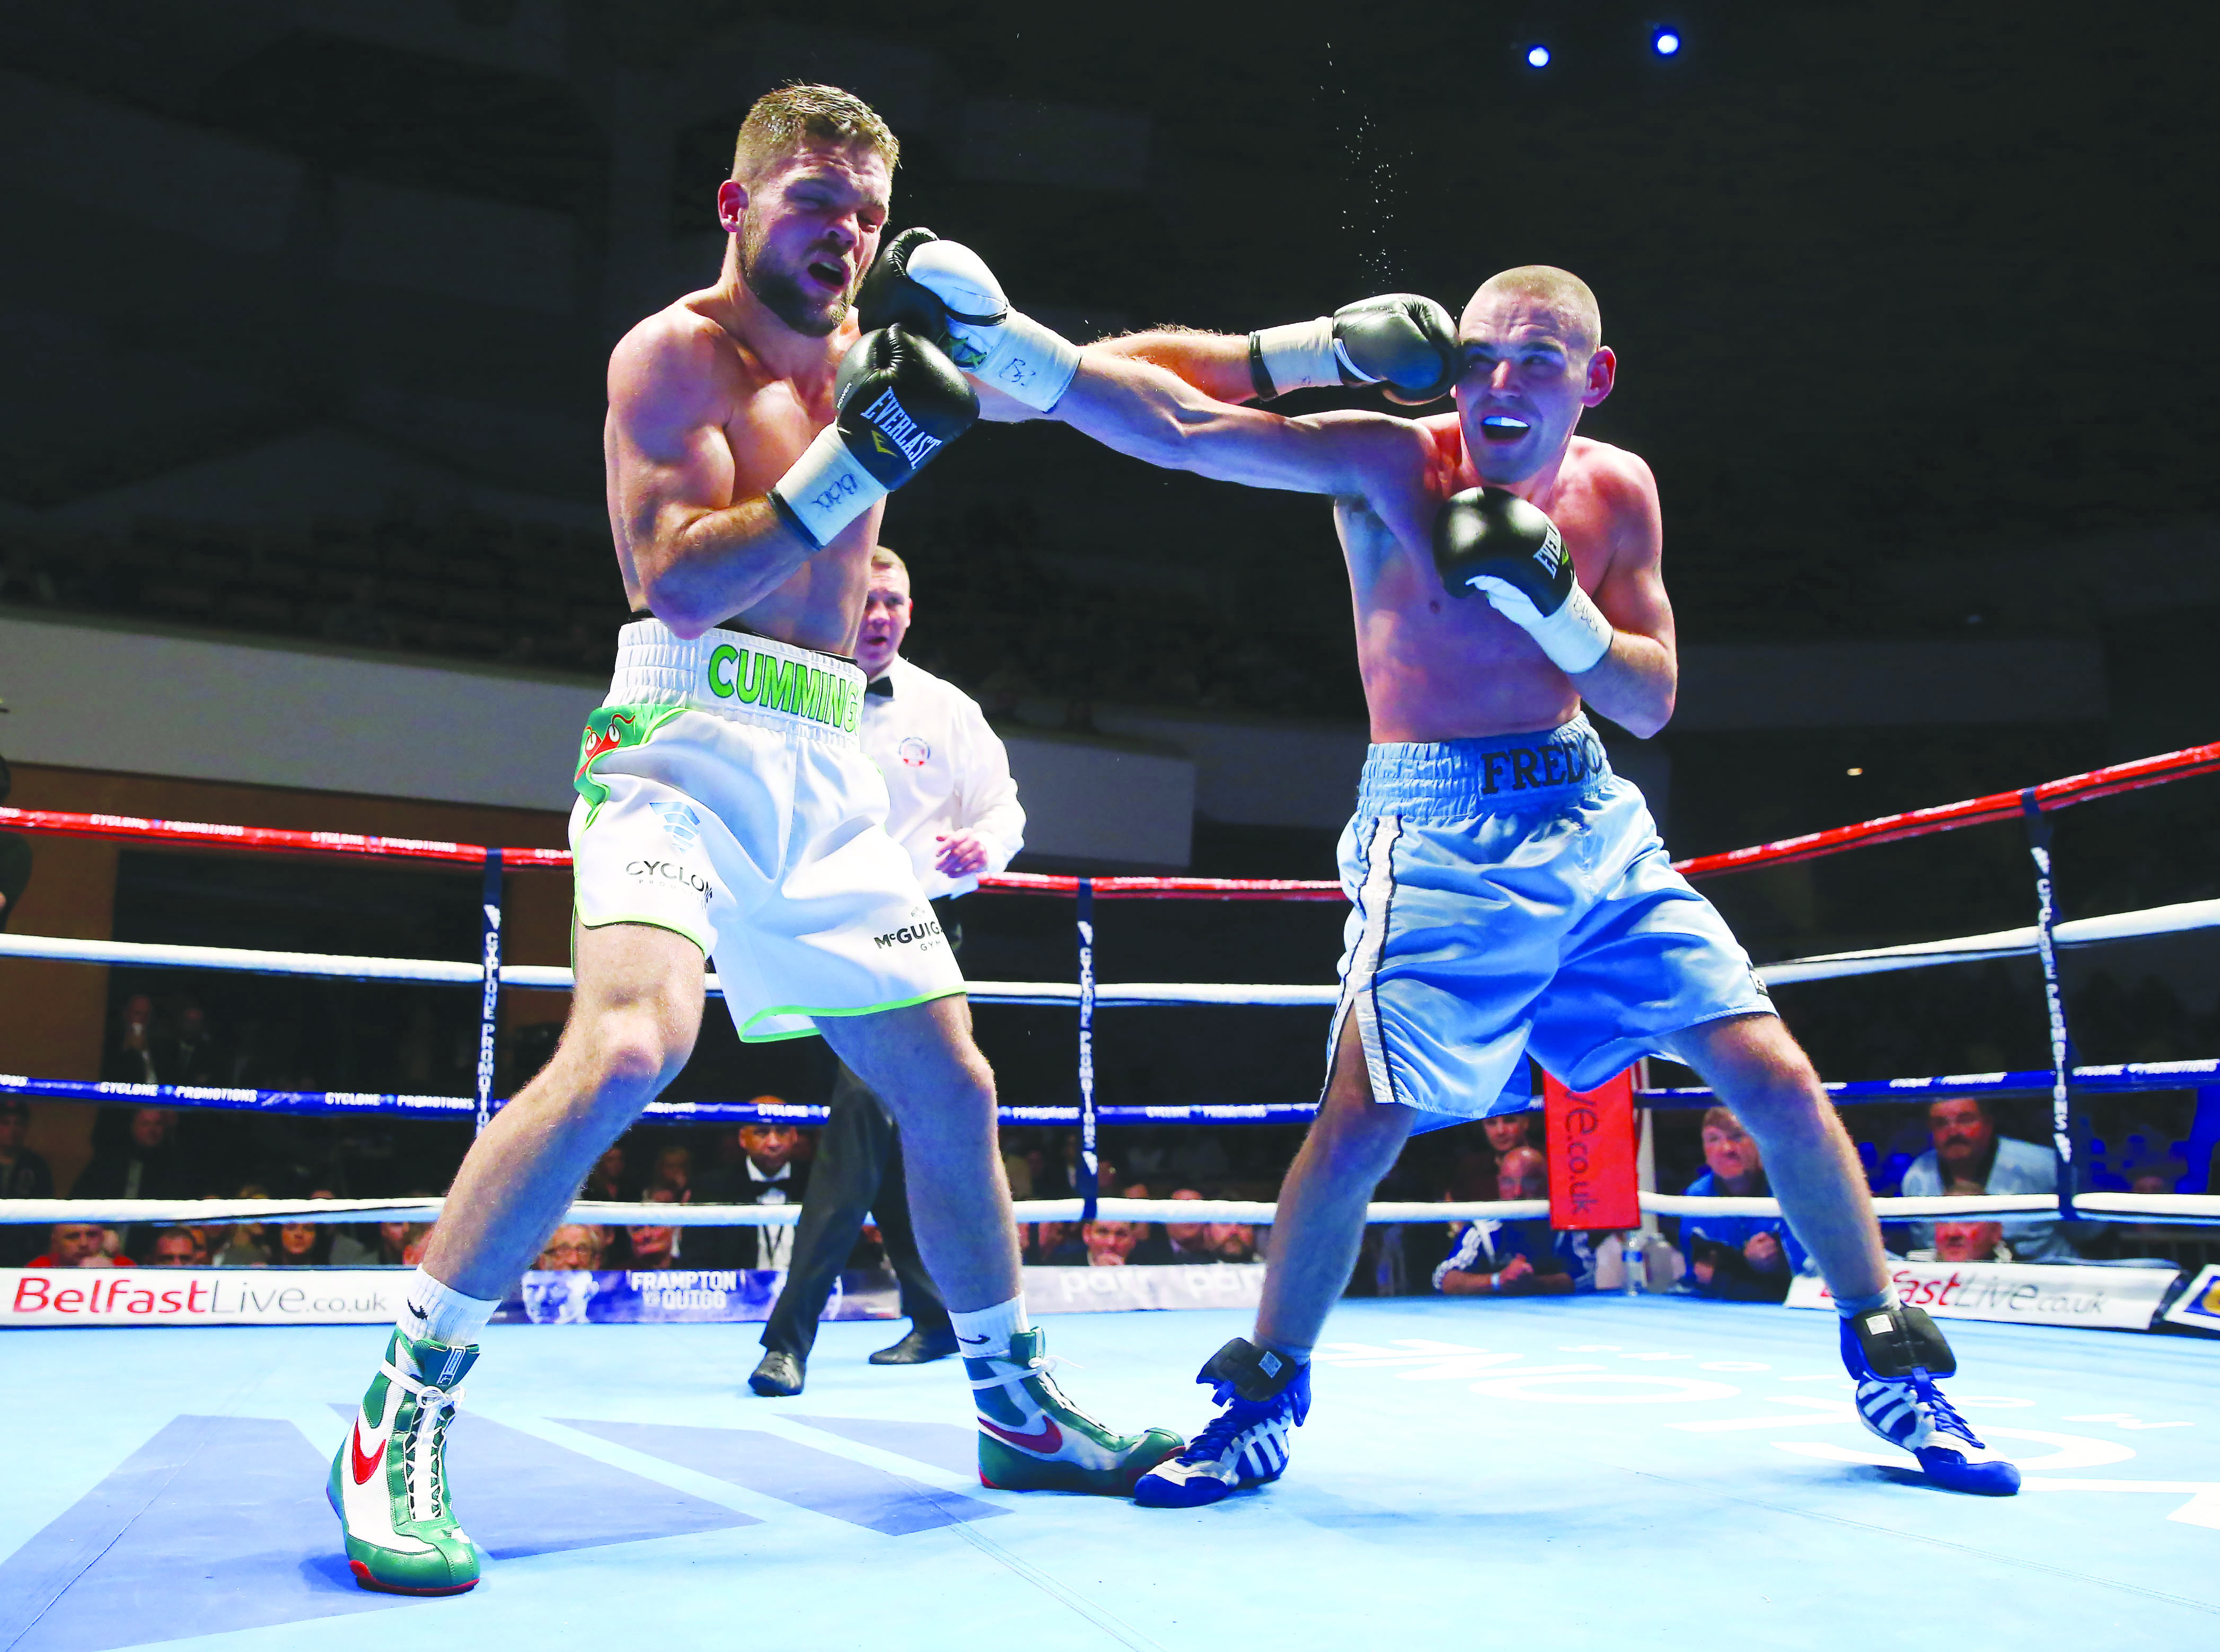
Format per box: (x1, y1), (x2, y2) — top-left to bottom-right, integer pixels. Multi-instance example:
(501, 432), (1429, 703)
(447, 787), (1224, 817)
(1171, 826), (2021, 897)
(949, 1295), (1028, 1362)
(1258, 1335), (1313, 1366)
(398, 1267), (499, 1347)
(1835, 1282), (1901, 1319)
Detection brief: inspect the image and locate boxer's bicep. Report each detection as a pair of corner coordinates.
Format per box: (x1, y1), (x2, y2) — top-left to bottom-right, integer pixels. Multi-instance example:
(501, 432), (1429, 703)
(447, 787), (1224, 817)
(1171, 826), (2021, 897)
(1588, 460), (1673, 651)
(607, 324), (743, 564)
(1056, 353), (1370, 495)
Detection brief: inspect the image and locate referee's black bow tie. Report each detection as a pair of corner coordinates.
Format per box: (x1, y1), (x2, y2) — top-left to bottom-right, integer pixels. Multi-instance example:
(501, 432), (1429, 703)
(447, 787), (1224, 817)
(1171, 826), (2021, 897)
(865, 676), (894, 698)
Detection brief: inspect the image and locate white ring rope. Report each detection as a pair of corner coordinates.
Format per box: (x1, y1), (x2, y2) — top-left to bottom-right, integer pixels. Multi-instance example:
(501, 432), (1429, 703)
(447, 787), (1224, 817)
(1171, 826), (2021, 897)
(3, 896), (2213, 1000)
(10, 1191), (2217, 1229)
(1754, 898), (2220, 985)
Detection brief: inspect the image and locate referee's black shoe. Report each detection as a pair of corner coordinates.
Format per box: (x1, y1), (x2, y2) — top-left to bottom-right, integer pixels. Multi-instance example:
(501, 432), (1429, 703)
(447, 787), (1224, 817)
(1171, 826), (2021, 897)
(869, 1324), (961, 1365)
(748, 1349), (804, 1396)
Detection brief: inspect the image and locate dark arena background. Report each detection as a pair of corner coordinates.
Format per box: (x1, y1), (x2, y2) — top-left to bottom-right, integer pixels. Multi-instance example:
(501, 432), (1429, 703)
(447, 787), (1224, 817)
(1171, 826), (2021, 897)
(3, 5), (2220, 1649)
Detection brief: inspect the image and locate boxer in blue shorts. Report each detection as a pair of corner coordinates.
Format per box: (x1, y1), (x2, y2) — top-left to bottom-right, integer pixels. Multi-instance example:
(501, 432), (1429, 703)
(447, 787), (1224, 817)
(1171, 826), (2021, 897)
(858, 244), (2022, 1504)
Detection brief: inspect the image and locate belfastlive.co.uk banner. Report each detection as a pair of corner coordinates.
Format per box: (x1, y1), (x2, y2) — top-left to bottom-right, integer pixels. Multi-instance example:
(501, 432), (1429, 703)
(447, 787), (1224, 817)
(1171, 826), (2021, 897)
(4, 1269), (410, 1327)
(1786, 1259), (2180, 1331)
(4, 1264), (1266, 1327)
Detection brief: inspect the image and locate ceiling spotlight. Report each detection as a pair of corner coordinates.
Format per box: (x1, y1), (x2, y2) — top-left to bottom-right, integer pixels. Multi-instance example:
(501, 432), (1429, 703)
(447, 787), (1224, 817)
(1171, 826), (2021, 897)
(1526, 43), (1552, 69)
(1846, 767), (1864, 777)
(1652, 27), (1682, 56)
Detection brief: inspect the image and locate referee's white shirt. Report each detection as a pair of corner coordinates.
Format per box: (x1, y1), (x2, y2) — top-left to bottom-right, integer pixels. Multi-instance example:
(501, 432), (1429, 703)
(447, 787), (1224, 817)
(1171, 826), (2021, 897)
(865, 653), (1026, 899)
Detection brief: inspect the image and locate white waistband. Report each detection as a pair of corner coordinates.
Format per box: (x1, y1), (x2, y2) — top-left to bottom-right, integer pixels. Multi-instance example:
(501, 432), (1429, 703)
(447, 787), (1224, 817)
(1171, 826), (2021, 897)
(607, 620), (863, 746)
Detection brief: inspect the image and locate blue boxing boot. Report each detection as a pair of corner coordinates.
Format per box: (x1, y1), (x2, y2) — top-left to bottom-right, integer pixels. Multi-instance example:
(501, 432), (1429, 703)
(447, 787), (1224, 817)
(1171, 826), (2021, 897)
(1134, 1338), (1310, 1508)
(1840, 1300), (2020, 1495)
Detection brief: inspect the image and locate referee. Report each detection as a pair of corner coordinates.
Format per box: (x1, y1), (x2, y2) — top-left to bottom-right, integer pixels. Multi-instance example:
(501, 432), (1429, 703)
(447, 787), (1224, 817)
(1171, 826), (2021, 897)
(750, 545), (1026, 1396)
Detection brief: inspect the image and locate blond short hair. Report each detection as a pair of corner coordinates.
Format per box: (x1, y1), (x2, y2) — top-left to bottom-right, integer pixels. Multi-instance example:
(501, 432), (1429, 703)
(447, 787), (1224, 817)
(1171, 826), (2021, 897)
(732, 83), (898, 184)
(1468, 265), (1602, 357)
(870, 545), (909, 579)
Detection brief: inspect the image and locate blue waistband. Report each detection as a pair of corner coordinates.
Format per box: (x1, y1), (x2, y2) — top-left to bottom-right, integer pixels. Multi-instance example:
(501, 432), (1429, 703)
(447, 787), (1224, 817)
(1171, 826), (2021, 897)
(1355, 719), (1612, 820)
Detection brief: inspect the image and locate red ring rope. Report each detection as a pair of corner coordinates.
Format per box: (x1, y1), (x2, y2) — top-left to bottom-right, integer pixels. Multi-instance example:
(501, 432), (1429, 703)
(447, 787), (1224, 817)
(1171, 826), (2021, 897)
(4, 738), (2213, 894)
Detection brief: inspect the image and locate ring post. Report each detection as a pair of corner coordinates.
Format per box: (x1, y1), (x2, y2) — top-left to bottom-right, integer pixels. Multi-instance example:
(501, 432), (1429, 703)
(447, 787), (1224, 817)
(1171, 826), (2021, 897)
(474, 848), (504, 1136)
(2021, 791), (2078, 1220)
(1077, 875), (1099, 1223)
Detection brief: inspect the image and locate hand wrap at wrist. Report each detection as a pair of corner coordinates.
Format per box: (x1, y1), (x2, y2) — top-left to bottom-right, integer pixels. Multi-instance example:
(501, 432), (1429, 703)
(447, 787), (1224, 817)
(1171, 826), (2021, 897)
(768, 425), (888, 549)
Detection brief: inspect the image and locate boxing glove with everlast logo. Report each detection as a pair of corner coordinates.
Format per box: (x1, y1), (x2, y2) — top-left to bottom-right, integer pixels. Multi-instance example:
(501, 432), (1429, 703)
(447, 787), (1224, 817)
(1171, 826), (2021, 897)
(769, 326), (978, 550)
(857, 228), (1082, 413)
(1432, 486), (1614, 674)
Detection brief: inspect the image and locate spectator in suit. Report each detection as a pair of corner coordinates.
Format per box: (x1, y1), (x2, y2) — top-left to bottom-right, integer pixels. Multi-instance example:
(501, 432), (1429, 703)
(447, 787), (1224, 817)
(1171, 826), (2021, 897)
(102, 996), (160, 1084)
(694, 1123), (809, 1270)
(1676, 1106), (1809, 1302)
(1083, 1219), (1141, 1266)
(1156, 1188), (1216, 1263)
(1204, 1222), (1259, 1264)
(0, 1100), (55, 1267)
(1901, 1096), (2080, 1261)
(158, 1001), (227, 1086)
(75, 1107), (201, 1261)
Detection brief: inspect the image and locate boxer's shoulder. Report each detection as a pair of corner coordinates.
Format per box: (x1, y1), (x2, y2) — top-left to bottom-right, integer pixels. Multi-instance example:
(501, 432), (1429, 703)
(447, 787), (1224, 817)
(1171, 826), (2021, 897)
(1556, 437), (1662, 553)
(1560, 436), (1657, 506)
(607, 300), (751, 419)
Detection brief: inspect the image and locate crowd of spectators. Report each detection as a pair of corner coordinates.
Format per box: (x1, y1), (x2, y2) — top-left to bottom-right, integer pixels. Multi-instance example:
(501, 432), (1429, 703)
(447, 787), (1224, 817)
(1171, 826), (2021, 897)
(0, 500), (1368, 722)
(11, 986), (2211, 1287)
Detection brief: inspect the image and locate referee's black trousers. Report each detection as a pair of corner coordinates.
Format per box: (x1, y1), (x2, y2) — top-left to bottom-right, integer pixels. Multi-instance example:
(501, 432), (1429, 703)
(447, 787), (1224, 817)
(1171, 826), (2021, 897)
(760, 1064), (950, 1358)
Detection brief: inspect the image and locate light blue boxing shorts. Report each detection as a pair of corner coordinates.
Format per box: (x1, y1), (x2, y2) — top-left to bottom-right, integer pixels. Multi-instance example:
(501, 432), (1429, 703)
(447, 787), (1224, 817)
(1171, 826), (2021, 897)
(1327, 715), (1774, 1126)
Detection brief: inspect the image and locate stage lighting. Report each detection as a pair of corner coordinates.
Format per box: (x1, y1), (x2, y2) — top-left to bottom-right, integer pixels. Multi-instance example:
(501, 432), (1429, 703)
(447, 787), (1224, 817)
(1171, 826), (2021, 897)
(1526, 43), (1552, 69)
(1652, 27), (1681, 56)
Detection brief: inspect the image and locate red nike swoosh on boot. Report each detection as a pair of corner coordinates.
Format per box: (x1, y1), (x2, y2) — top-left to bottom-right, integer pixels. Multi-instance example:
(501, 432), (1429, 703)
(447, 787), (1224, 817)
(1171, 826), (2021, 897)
(979, 1415), (1063, 1454)
(350, 1420), (386, 1485)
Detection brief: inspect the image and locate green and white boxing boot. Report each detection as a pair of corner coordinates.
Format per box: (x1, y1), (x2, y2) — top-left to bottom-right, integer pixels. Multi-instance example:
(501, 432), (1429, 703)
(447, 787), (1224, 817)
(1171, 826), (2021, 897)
(328, 1329), (481, 1594)
(970, 1327), (1183, 1495)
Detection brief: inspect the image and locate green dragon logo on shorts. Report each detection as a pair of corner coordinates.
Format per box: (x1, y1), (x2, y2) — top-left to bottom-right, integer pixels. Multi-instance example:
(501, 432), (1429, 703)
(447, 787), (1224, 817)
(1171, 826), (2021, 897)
(573, 704), (682, 824)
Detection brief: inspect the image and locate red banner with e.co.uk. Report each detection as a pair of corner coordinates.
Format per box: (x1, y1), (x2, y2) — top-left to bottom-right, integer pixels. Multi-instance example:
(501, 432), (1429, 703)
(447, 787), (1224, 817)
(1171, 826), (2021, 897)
(1542, 1068), (1640, 1231)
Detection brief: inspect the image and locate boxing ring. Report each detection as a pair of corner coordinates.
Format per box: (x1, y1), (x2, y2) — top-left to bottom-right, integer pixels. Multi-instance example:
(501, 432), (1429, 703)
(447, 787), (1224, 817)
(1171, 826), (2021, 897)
(4, 743), (2220, 1648)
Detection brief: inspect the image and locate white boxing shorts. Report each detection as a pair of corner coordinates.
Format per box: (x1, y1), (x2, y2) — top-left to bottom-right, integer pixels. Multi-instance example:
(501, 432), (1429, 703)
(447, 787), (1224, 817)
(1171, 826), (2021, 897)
(569, 618), (964, 1042)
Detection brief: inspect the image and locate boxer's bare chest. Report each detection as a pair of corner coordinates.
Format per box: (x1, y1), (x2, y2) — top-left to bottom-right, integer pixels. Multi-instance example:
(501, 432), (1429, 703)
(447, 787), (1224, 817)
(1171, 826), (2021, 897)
(1333, 434), (1622, 743)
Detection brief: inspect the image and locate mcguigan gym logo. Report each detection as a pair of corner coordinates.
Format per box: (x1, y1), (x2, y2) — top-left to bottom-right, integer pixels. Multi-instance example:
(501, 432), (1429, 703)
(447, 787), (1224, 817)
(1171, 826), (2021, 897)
(859, 389), (943, 467)
(874, 914), (945, 950)
(626, 860), (712, 897)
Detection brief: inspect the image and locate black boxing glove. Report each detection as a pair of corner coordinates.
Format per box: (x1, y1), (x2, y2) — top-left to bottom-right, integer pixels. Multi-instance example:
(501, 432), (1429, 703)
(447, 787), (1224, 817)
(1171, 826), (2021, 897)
(768, 328), (979, 549)
(1249, 294), (1461, 401)
(857, 227), (1080, 412)
(1432, 487), (1613, 674)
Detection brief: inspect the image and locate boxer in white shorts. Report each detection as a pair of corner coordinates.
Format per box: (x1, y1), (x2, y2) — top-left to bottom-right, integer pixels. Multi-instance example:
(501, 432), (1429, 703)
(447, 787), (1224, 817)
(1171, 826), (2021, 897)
(328, 85), (1178, 1601)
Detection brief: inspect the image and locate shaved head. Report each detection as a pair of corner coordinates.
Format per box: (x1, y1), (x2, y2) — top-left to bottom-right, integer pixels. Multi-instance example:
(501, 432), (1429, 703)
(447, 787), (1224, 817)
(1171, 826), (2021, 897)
(1466, 266), (1602, 358)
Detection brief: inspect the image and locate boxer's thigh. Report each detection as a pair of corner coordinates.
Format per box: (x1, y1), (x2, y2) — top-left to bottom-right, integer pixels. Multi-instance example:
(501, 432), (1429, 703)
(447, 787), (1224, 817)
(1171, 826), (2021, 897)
(1331, 809), (1562, 1122)
(1529, 779), (1775, 1091)
(705, 731), (966, 1046)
